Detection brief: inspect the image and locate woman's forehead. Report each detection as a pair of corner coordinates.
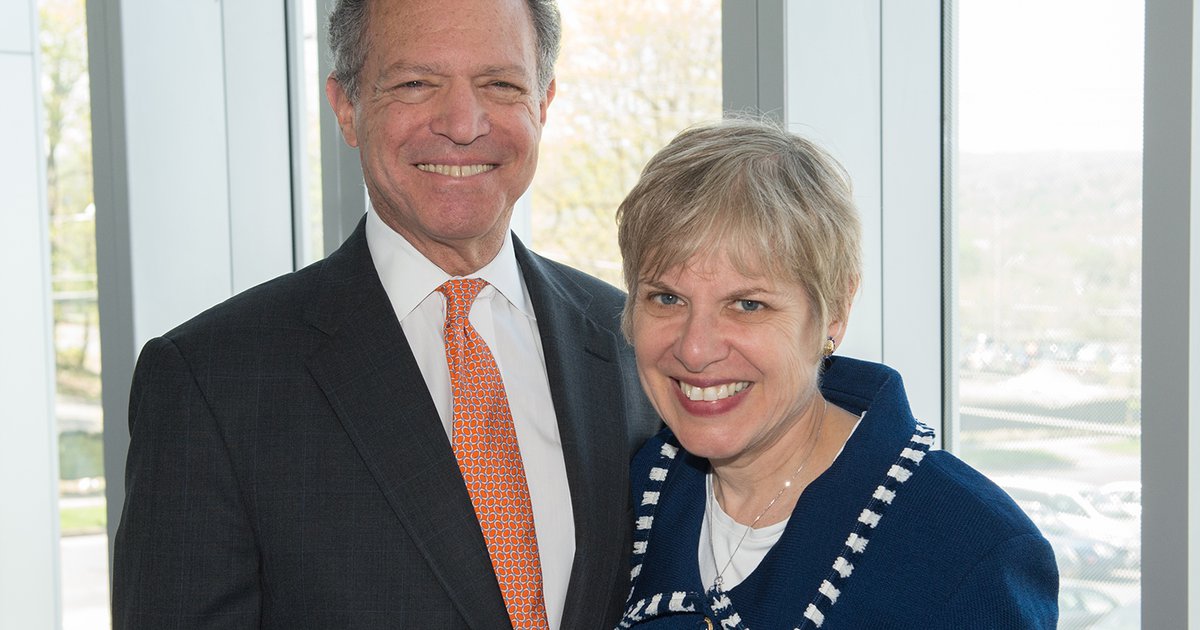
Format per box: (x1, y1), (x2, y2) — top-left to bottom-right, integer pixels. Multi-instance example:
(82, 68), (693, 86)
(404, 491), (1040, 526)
(641, 244), (775, 284)
(661, 225), (778, 263)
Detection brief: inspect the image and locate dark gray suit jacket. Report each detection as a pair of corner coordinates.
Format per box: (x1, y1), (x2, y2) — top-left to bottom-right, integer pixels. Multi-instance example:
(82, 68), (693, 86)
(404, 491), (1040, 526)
(111, 221), (660, 628)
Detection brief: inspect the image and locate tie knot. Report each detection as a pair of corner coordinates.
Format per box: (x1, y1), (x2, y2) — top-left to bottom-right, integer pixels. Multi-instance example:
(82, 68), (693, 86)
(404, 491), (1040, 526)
(438, 278), (489, 319)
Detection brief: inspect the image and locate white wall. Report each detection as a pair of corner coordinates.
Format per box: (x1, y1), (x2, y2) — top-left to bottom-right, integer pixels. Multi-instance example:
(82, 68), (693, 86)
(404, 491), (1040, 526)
(88, 0), (295, 557)
(315, 0), (368, 253)
(722, 0), (944, 430)
(878, 2), (943, 439)
(0, 0), (63, 627)
(785, 0), (886, 364)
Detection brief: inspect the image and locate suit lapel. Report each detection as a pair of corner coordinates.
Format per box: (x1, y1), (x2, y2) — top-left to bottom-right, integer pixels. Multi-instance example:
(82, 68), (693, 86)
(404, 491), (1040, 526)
(515, 238), (634, 629)
(303, 223), (510, 628)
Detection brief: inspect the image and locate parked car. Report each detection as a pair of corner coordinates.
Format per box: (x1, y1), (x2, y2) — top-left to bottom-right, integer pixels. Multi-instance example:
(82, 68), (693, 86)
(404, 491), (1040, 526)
(1058, 582), (1119, 630)
(998, 476), (1140, 577)
(1018, 501), (1131, 579)
(997, 477), (1138, 537)
(1091, 597), (1140, 629)
(1097, 480), (1141, 520)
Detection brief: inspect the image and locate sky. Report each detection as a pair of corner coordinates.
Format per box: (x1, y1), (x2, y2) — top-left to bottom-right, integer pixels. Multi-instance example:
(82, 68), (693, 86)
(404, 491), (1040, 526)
(954, 0), (1145, 153)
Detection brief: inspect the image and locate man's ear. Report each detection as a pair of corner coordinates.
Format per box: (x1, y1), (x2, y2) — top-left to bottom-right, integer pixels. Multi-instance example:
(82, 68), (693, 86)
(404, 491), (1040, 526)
(538, 78), (556, 125)
(326, 75), (360, 148)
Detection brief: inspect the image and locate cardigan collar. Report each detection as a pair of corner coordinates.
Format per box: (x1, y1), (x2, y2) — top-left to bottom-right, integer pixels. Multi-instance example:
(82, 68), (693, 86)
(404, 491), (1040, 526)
(622, 357), (932, 629)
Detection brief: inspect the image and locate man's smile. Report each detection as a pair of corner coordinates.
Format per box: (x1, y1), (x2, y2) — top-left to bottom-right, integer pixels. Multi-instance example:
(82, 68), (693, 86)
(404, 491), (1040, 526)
(416, 163), (496, 177)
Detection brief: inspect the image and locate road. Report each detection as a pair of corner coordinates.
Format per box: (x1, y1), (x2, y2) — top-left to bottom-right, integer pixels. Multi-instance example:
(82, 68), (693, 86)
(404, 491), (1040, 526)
(61, 533), (109, 630)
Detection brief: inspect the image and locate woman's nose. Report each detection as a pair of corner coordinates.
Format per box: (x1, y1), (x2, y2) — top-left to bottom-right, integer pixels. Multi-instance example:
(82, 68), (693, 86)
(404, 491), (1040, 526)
(673, 312), (729, 372)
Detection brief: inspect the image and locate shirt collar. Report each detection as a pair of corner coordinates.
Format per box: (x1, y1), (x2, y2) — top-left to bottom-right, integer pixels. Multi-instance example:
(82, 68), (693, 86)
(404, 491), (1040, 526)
(365, 206), (534, 321)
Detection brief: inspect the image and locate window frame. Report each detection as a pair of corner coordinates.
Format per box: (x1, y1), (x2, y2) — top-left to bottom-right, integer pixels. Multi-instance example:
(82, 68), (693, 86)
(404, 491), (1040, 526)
(65, 2), (1200, 628)
(2, 0), (61, 626)
(744, 1), (1190, 626)
(727, 0), (945, 434)
(1142, 0), (1197, 625)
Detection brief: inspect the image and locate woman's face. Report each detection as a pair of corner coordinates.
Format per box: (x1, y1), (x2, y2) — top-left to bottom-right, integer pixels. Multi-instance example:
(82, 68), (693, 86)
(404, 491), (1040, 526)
(631, 249), (836, 467)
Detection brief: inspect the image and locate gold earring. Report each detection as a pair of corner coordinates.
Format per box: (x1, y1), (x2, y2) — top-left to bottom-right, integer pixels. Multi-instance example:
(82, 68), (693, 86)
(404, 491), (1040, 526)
(823, 336), (835, 357)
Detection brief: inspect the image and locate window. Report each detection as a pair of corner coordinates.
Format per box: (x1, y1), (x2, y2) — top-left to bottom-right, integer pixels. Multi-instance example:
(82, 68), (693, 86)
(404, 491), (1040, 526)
(946, 1), (1144, 623)
(289, 0), (324, 267)
(528, 0), (722, 286)
(39, 0), (109, 627)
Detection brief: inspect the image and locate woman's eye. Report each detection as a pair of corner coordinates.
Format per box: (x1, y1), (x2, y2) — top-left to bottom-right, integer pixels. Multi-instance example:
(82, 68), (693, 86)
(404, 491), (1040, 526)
(651, 293), (680, 306)
(737, 299), (763, 312)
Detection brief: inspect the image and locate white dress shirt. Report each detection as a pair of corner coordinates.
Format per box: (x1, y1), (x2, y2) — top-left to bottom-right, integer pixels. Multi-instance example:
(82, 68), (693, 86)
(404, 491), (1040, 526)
(365, 208), (575, 629)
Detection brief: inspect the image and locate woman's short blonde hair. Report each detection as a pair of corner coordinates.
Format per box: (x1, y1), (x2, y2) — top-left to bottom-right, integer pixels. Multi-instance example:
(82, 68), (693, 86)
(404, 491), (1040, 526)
(617, 116), (862, 348)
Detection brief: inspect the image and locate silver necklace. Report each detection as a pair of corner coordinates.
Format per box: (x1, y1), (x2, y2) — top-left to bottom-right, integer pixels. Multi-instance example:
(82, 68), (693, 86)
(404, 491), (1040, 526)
(707, 397), (828, 591)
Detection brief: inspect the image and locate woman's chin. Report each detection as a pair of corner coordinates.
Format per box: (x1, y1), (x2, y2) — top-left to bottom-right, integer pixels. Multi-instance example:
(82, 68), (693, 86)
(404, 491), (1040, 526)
(667, 426), (745, 462)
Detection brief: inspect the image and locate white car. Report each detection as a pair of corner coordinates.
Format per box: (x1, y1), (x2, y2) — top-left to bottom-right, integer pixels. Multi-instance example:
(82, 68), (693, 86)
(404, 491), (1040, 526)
(1097, 480), (1142, 520)
(995, 476), (1140, 565)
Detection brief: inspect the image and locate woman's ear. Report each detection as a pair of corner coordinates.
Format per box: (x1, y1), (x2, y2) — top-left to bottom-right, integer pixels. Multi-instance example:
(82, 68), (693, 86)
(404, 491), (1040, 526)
(826, 301), (853, 349)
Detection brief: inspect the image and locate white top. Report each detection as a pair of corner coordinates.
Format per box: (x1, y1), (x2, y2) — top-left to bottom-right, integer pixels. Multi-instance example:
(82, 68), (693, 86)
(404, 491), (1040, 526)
(698, 414), (864, 591)
(365, 208), (574, 629)
(699, 474), (788, 591)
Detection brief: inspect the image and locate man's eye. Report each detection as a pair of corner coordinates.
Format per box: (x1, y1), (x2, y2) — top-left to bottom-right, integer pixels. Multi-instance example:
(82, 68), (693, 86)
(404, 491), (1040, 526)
(487, 81), (527, 96)
(389, 80), (433, 91)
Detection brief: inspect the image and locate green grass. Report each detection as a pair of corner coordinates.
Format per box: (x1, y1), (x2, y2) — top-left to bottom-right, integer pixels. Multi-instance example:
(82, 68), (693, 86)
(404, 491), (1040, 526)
(1096, 438), (1140, 457)
(959, 447), (1073, 472)
(59, 431), (104, 479)
(60, 504), (106, 536)
(55, 364), (102, 400)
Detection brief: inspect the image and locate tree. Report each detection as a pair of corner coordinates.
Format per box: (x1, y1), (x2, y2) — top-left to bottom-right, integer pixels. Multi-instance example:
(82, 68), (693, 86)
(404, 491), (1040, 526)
(531, 0), (723, 287)
(40, 0), (100, 389)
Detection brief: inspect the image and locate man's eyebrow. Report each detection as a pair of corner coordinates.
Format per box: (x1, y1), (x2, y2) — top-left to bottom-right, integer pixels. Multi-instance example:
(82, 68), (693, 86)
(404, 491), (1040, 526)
(378, 62), (441, 79)
(477, 64), (529, 78)
(379, 61), (530, 79)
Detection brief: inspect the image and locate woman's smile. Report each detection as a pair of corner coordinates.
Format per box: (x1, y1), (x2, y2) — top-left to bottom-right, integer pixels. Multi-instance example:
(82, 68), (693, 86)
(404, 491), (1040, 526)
(632, 250), (830, 464)
(677, 379), (750, 402)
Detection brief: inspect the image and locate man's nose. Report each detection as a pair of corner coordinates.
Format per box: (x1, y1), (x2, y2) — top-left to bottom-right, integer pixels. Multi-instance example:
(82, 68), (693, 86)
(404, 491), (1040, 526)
(431, 82), (490, 145)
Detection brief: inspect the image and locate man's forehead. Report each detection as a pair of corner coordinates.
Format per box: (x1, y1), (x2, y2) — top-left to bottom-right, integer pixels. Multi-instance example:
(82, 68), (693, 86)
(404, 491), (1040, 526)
(377, 60), (533, 78)
(364, 0), (535, 38)
(360, 1), (539, 68)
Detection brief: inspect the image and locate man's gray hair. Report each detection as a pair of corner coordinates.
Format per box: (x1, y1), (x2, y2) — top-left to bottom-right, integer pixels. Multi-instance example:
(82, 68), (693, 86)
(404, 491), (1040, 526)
(328, 0), (561, 103)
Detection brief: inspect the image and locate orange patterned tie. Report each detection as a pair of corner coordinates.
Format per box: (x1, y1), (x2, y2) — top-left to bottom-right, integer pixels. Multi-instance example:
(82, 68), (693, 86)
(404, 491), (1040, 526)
(438, 279), (549, 630)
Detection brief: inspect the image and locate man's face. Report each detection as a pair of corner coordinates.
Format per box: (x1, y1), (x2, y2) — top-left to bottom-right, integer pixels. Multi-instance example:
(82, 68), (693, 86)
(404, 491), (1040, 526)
(327, 0), (554, 273)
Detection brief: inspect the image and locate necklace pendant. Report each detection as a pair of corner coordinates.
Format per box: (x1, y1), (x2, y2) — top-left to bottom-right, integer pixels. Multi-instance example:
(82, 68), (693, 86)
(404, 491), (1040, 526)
(712, 575), (723, 590)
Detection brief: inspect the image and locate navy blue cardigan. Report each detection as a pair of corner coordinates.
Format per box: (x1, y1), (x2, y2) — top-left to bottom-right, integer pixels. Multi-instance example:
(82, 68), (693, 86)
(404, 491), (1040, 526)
(618, 357), (1059, 629)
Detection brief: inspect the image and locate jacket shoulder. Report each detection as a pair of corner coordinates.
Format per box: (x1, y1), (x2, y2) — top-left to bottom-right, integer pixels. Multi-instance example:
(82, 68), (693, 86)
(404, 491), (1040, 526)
(514, 239), (628, 329)
(917, 451), (1045, 536)
(146, 258), (349, 374)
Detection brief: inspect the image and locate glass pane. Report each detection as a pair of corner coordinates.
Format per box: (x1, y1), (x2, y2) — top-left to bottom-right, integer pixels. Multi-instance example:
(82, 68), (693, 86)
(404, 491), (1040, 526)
(530, 0), (722, 286)
(946, 2), (1143, 628)
(39, 0), (110, 627)
(292, 0), (324, 267)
